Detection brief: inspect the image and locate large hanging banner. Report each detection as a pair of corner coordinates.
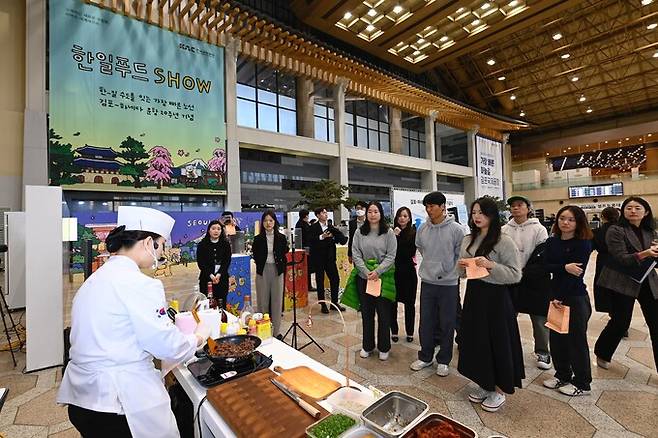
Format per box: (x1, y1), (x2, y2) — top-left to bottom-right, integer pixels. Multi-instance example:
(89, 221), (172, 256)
(49, 0), (226, 194)
(391, 188), (465, 228)
(475, 136), (504, 200)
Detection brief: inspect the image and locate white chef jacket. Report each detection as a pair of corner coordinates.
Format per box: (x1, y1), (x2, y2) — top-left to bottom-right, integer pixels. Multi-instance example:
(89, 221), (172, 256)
(57, 255), (197, 438)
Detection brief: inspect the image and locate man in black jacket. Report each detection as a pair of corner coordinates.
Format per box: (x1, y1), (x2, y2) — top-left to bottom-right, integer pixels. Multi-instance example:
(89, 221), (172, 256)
(308, 207), (348, 313)
(295, 209), (316, 291)
(347, 201), (368, 264)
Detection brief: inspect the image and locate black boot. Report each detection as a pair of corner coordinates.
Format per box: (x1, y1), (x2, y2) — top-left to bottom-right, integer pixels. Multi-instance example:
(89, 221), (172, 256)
(320, 303), (329, 314)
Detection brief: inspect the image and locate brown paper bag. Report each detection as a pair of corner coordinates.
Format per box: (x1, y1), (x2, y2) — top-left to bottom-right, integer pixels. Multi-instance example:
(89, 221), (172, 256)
(463, 258), (490, 279)
(224, 223), (236, 236)
(366, 278), (381, 297)
(545, 302), (570, 334)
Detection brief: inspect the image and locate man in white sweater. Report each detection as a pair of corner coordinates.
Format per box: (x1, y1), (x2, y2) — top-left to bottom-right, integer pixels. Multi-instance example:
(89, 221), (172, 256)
(502, 195), (550, 369)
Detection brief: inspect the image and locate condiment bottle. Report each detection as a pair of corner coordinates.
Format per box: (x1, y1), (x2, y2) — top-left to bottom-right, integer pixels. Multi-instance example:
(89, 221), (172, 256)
(248, 319), (257, 336)
(218, 298), (227, 323)
(258, 313), (272, 339)
(220, 322), (228, 336)
(169, 299), (179, 312)
(207, 282), (218, 309)
(240, 295), (254, 327)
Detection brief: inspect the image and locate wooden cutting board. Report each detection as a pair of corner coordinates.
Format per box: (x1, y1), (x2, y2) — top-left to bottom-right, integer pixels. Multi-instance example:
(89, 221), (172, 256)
(206, 368), (329, 438)
(274, 365), (342, 400)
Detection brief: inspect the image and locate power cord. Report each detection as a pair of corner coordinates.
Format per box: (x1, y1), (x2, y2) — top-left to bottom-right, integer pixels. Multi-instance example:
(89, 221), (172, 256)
(195, 395), (208, 437)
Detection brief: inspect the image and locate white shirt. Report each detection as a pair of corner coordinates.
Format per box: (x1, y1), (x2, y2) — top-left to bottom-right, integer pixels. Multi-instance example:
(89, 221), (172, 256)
(266, 230), (275, 263)
(57, 255), (197, 437)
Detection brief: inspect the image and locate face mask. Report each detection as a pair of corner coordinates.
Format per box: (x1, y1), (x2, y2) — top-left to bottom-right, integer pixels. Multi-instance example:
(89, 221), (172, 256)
(146, 239), (160, 269)
(356, 210), (366, 217)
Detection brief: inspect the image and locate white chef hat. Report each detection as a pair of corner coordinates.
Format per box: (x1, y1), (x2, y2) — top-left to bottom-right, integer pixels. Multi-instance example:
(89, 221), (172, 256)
(117, 206), (175, 242)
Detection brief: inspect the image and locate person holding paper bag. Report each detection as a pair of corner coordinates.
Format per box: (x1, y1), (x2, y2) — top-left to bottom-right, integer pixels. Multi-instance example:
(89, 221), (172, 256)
(456, 197), (523, 413)
(542, 205), (593, 397)
(352, 201), (397, 361)
(196, 220), (232, 307)
(595, 197), (658, 372)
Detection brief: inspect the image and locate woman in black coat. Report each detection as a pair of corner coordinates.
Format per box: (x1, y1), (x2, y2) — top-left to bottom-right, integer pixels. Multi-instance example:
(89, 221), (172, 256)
(594, 197), (658, 371)
(591, 207), (620, 313)
(390, 207), (418, 343)
(252, 210), (289, 337)
(196, 220), (232, 308)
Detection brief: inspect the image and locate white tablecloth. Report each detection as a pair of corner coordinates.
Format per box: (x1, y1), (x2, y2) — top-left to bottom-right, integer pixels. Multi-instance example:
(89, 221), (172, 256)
(173, 339), (370, 437)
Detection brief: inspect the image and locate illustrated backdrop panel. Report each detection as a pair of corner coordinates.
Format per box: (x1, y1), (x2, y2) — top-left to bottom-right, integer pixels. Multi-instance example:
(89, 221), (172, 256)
(49, 0), (226, 194)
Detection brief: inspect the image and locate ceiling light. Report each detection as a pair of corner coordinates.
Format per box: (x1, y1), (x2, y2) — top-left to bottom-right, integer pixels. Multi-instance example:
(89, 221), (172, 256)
(641, 0), (653, 5)
(413, 50), (421, 55)
(586, 107), (593, 113)
(472, 19), (481, 26)
(546, 152), (549, 156)
(519, 111), (525, 117)
(440, 35), (449, 42)
(456, 7), (466, 13)
(626, 137), (630, 140)
(418, 38), (425, 43)
(552, 33), (563, 40)
(343, 12), (352, 20)
(487, 58), (496, 65)
(572, 76), (579, 82)
(498, 76), (506, 80)
(368, 8), (377, 17)
(561, 53), (570, 59)
(510, 94), (516, 100)
(649, 133), (653, 137)
(393, 5), (403, 14)
(579, 95), (586, 102)
(605, 140), (608, 143)
(648, 23), (657, 30)
(653, 52), (658, 58)
(509, 0), (519, 6)
(482, 3), (491, 10)
(366, 24), (375, 32)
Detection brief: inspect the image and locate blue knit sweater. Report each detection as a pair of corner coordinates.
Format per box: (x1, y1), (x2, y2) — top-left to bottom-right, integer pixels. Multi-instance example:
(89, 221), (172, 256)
(544, 236), (592, 301)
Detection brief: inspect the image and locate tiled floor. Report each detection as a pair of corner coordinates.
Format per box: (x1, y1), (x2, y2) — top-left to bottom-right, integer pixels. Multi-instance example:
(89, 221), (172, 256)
(1, 254), (657, 438)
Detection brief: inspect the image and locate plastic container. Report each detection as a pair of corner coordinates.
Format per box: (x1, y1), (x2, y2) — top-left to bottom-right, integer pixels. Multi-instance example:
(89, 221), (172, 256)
(326, 387), (376, 417)
(401, 413), (477, 438)
(306, 412), (360, 438)
(342, 426), (383, 438)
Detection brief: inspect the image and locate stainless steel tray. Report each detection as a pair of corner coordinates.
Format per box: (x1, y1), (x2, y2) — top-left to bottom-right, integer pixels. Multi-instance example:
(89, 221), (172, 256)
(360, 391), (428, 438)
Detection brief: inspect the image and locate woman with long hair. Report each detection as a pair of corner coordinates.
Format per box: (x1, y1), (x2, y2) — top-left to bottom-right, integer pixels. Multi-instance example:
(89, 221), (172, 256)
(352, 201), (397, 361)
(592, 207), (620, 313)
(457, 197), (523, 413)
(542, 205), (593, 396)
(196, 220), (232, 307)
(391, 206), (418, 343)
(252, 210), (289, 338)
(595, 197), (658, 371)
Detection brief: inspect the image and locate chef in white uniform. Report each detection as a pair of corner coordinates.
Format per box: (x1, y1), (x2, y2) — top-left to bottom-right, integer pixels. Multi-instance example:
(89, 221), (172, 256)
(58, 206), (210, 438)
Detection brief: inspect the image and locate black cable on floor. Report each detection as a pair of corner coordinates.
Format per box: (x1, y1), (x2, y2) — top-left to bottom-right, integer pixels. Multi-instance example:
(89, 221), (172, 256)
(195, 394), (208, 437)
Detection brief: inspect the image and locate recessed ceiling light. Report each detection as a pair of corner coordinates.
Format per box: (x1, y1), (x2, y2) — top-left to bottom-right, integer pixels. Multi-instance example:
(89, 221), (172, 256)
(579, 95), (586, 102)
(641, 0), (653, 5)
(487, 58), (496, 65)
(553, 33), (563, 40)
(568, 147), (572, 150)
(648, 23), (657, 30)
(605, 140), (608, 143)
(366, 24), (375, 32)
(413, 50), (421, 55)
(572, 76), (579, 82)
(586, 144), (589, 147)
(653, 52), (658, 58)
(546, 152), (550, 156)
(456, 7), (466, 13)
(586, 107), (593, 113)
(561, 53), (570, 59)
(510, 94), (516, 100)
(498, 76), (506, 80)
(509, 0), (519, 6)
(440, 35), (449, 42)
(368, 8), (377, 17)
(472, 19), (481, 26)
(482, 3), (491, 10)
(519, 111), (525, 117)
(343, 11), (352, 20)
(626, 137), (630, 140)
(393, 5), (403, 14)
(649, 133), (653, 137)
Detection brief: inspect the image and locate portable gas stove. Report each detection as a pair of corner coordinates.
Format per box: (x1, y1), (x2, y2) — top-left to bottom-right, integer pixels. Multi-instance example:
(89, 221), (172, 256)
(187, 350), (273, 387)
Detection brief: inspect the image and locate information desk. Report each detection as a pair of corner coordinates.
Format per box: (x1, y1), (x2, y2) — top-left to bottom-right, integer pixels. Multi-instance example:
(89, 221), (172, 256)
(173, 339), (370, 437)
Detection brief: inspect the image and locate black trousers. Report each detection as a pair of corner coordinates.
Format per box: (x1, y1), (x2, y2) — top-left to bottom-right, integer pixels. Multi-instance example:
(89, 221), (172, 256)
(315, 258), (341, 304)
(198, 279), (228, 309)
(357, 277), (392, 353)
(391, 264), (418, 337)
(550, 295), (592, 390)
(68, 405), (132, 438)
(595, 283), (658, 370)
(390, 301), (415, 337)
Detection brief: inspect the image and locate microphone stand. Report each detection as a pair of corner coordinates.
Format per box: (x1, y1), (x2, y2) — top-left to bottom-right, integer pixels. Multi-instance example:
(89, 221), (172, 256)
(281, 228), (325, 352)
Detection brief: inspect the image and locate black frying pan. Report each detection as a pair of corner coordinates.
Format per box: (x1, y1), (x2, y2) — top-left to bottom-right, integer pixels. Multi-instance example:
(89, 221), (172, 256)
(203, 334), (262, 367)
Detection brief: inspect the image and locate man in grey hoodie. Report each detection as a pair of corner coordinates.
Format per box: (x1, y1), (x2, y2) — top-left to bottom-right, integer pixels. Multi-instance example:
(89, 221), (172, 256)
(411, 191), (466, 377)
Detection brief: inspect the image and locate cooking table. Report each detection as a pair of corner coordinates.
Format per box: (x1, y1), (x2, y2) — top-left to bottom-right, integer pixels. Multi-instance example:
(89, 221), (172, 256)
(173, 338), (371, 437)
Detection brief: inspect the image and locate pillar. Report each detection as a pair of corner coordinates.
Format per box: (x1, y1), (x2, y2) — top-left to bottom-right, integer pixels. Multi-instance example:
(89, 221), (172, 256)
(296, 77), (315, 138)
(464, 127), (479, 205)
(502, 133), (512, 198)
(421, 112), (438, 192)
(389, 107), (402, 155)
(330, 78), (350, 222)
(224, 36), (242, 211)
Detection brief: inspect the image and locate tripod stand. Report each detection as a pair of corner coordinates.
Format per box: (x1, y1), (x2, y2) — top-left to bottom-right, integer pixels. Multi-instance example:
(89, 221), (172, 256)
(281, 229), (324, 352)
(0, 285), (24, 367)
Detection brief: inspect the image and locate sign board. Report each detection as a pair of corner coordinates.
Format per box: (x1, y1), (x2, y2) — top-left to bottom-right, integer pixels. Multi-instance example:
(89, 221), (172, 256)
(391, 188), (466, 229)
(476, 136), (504, 200)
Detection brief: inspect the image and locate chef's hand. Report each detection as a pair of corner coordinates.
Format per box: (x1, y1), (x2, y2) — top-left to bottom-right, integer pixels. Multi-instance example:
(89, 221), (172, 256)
(475, 256), (495, 270)
(367, 271), (379, 281)
(565, 263), (583, 276)
(194, 323), (211, 348)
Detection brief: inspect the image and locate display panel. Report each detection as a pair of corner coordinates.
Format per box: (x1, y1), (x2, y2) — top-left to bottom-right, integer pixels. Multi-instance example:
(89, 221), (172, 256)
(568, 182), (624, 199)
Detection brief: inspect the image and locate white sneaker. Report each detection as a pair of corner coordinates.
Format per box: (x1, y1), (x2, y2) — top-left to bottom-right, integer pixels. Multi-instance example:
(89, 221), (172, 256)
(359, 349), (372, 358)
(410, 359), (433, 371)
(558, 384), (590, 397)
(543, 378), (570, 390)
(379, 351), (389, 361)
(436, 364), (449, 377)
(481, 392), (506, 412)
(468, 386), (489, 403)
(596, 357), (610, 370)
(536, 354), (551, 370)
